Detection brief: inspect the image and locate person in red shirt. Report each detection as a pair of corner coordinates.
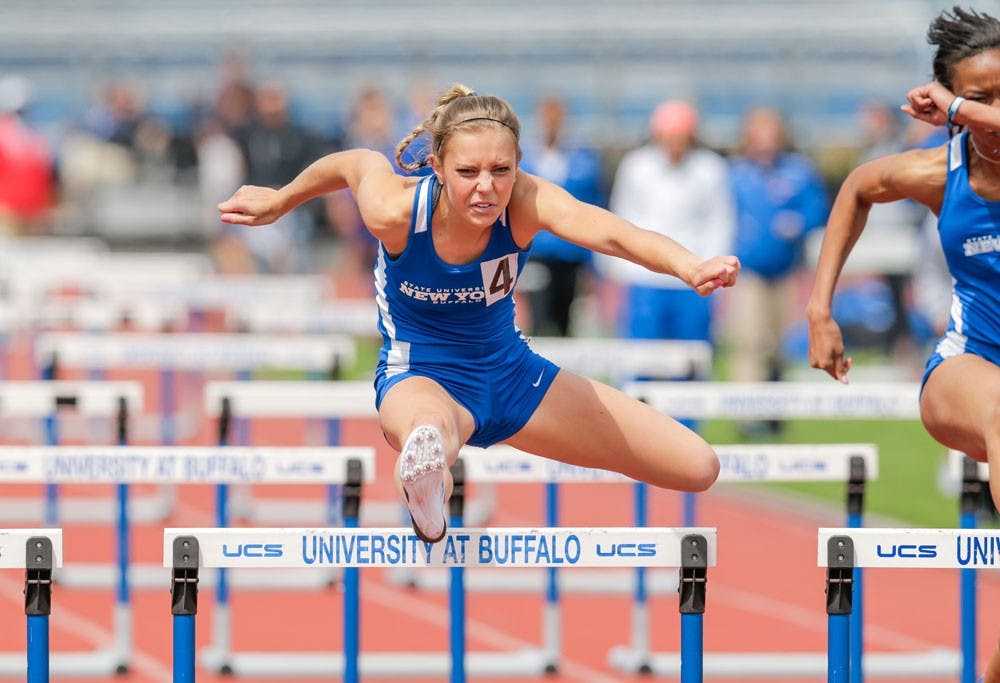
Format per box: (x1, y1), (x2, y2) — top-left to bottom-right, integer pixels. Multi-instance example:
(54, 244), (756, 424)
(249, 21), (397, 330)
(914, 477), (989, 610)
(0, 76), (54, 235)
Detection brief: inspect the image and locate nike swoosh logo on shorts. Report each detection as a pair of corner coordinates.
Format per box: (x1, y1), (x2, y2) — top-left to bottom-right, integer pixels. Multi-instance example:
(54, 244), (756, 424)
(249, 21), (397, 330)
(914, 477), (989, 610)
(531, 369), (544, 387)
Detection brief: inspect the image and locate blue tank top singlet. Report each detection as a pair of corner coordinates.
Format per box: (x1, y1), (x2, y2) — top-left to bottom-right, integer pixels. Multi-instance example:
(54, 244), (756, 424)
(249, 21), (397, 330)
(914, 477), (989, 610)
(935, 132), (1000, 355)
(374, 175), (531, 364)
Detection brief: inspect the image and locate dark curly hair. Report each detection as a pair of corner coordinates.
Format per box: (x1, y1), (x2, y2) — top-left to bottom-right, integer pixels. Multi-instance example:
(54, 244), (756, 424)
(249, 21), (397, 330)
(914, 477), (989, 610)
(928, 6), (1000, 89)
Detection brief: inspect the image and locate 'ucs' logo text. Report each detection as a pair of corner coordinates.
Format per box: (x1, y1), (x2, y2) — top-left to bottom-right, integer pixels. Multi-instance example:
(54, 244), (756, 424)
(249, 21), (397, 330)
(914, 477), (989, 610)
(222, 543), (284, 558)
(596, 543), (657, 558)
(876, 543), (937, 559)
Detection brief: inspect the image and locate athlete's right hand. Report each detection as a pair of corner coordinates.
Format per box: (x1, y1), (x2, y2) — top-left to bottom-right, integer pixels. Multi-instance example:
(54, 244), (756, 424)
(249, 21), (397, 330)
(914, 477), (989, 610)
(218, 185), (287, 226)
(807, 314), (852, 384)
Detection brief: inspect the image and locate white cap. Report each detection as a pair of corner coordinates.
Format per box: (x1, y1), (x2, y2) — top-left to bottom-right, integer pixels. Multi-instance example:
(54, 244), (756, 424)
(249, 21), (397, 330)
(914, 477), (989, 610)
(0, 75), (32, 114)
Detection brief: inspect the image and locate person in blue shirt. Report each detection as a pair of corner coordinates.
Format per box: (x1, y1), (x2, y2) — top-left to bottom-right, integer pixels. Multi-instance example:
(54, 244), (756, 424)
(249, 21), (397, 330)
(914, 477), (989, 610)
(518, 95), (605, 336)
(810, 10), (1000, 678)
(727, 108), (827, 434)
(219, 83), (740, 543)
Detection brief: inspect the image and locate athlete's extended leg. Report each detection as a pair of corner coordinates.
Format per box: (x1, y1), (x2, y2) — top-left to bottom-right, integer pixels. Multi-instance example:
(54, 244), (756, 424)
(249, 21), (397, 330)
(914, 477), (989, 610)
(921, 354), (1000, 510)
(504, 369), (719, 491)
(379, 376), (475, 542)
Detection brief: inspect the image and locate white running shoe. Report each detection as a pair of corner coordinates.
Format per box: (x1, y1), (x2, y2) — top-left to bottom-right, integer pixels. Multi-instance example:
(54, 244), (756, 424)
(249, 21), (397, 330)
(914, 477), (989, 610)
(398, 425), (447, 543)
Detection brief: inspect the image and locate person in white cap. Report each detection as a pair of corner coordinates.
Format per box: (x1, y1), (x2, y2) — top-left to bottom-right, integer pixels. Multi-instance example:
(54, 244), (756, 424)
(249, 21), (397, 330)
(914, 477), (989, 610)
(598, 100), (735, 395)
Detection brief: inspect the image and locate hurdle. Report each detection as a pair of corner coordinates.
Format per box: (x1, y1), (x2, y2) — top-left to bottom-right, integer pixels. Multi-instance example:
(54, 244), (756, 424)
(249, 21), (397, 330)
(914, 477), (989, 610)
(390, 445), (694, 673)
(395, 442), (877, 674)
(1, 251), (212, 315)
(33, 331), (356, 522)
(0, 381), (144, 676)
(226, 298), (380, 337)
(0, 380), (143, 522)
(0, 445), (372, 676)
(621, 380), (960, 679)
(0, 529), (62, 683)
(202, 380), (489, 526)
(165, 524), (715, 683)
(819, 527), (990, 682)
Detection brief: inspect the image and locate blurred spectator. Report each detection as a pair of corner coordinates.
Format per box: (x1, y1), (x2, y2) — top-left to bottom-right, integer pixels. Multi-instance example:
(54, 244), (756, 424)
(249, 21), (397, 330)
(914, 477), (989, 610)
(725, 108), (827, 435)
(518, 94), (604, 336)
(0, 75), (55, 235)
(324, 85), (425, 294)
(230, 80), (323, 273)
(598, 100), (734, 367)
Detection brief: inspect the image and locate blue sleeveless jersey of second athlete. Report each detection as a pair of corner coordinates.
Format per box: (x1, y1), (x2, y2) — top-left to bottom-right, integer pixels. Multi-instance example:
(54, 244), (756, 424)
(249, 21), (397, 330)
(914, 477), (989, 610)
(937, 133), (1000, 352)
(374, 175), (530, 351)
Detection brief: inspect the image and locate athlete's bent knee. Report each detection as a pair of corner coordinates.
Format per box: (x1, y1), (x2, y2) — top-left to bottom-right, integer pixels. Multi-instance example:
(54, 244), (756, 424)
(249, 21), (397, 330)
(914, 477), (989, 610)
(682, 447), (720, 493)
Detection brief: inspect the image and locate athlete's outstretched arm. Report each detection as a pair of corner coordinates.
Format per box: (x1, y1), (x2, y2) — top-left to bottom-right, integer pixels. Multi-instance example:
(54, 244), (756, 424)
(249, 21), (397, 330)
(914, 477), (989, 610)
(512, 172), (739, 297)
(806, 148), (944, 383)
(903, 81), (1000, 131)
(218, 149), (401, 227)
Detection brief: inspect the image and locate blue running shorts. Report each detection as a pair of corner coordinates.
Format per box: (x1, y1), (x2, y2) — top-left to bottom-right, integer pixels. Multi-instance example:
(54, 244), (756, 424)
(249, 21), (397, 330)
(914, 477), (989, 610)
(375, 337), (560, 448)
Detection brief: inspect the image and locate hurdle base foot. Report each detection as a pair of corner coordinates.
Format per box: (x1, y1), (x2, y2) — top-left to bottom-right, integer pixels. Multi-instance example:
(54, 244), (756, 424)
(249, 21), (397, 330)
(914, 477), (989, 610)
(608, 647), (962, 677)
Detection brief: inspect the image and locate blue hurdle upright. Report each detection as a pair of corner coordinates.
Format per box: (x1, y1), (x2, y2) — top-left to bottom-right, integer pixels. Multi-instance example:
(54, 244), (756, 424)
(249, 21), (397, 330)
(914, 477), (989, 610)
(165, 523), (716, 683)
(820, 527), (996, 683)
(0, 529), (63, 683)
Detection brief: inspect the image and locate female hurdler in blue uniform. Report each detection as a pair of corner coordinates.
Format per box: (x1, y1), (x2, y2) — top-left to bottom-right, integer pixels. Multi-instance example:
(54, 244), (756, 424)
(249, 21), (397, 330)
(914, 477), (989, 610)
(219, 84), (740, 543)
(808, 8), (1000, 680)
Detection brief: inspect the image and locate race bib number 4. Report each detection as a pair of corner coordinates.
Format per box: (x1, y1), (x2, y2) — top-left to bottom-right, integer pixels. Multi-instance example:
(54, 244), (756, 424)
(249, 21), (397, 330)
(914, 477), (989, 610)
(480, 253), (518, 306)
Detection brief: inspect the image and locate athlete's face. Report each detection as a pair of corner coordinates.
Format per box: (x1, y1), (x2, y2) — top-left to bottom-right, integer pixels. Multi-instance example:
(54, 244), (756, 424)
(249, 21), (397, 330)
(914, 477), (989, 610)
(432, 128), (518, 228)
(952, 48), (1000, 153)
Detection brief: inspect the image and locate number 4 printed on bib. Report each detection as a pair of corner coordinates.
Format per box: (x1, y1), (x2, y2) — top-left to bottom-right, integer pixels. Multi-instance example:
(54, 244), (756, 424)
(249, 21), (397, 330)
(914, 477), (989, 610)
(480, 253), (518, 306)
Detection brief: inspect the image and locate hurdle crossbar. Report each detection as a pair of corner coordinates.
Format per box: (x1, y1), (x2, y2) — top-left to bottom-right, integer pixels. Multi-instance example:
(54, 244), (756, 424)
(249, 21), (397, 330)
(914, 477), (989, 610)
(165, 526), (715, 682)
(227, 299), (379, 337)
(0, 446), (374, 592)
(0, 530), (62, 682)
(625, 380), (921, 419)
(530, 337), (712, 381)
(35, 331), (356, 373)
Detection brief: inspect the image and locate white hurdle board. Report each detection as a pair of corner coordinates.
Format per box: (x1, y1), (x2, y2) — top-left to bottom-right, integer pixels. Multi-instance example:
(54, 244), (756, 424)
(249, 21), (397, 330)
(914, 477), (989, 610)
(227, 299), (379, 337)
(35, 332), (356, 373)
(0, 528), (63, 568)
(529, 337), (712, 381)
(165, 526), (716, 568)
(2, 252), (212, 307)
(0, 380), (143, 417)
(0, 446), (375, 590)
(0, 298), (187, 333)
(819, 527), (1000, 569)
(153, 274), (329, 312)
(626, 380), (921, 419)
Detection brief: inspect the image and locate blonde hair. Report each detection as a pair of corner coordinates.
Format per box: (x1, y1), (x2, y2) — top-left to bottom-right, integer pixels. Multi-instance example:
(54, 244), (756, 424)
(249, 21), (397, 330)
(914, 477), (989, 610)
(395, 83), (521, 172)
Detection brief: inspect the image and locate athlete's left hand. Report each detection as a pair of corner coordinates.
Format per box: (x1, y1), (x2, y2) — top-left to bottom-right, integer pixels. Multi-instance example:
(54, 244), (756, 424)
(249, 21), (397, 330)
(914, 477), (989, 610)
(902, 81), (951, 127)
(689, 255), (740, 296)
